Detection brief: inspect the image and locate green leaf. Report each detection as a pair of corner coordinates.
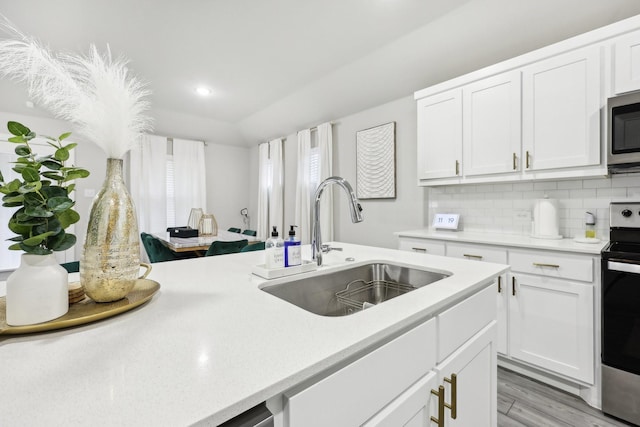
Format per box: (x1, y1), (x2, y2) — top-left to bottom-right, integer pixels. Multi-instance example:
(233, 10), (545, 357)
(2, 201), (22, 208)
(47, 196), (73, 212)
(8, 243), (22, 251)
(0, 169), (3, 183)
(2, 194), (24, 204)
(41, 172), (64, 181)
(21, 167), (39, 183)
(25, 205), (53, 218)
(19, 243), (51, 255)
(7, 236), (23, 242)
(22, 192), (43, 206)
(42, 160), (62, 170)
(7, 179), (21, 192)
(59, 132), (72, 141)
(54, 147), (69, 161)
(7, 136), (25, 143)
(66, 183), (75, 193)
(56, 208), (80, 228)
(33, 219), (60, 238)
(14, 145), (31, 156)
(40, 186), (66, 198)
(7, 121), (30, 136)
(63, 143), (77, 151)
(48, 232), (76, 251)
(64, 169), (90, 180)
(18, 181), (42, 194)
(23, 231), (55, 246)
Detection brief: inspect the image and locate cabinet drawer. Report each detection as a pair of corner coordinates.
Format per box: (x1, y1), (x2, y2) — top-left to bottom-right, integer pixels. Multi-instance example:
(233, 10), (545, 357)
(446, 243), (507, 264)
(509, 249), (593, 282)
(438, 285), (495, 362)
(284, 318), (436, 427)
(398, 237), (445, 256)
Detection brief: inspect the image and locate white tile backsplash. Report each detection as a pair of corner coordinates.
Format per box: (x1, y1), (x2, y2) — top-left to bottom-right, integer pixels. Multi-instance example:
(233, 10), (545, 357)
(427, 175), (640, 240)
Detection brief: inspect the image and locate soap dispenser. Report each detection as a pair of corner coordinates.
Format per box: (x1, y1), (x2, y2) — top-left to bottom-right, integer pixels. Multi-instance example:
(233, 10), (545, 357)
(265, 226), (284, 268)
(585, 212), (596, 239)
(284, 225), (301, 267)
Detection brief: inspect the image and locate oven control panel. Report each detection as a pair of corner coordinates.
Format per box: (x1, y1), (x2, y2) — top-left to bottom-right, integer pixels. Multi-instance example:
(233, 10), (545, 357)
(611, 202), (640, 228)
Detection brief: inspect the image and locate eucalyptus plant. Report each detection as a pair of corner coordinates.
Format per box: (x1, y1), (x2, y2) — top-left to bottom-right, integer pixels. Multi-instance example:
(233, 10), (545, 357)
(0, 121), (89, 255)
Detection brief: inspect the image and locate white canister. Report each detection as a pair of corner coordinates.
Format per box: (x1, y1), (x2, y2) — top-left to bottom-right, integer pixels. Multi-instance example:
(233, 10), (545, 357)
(532, 197), (562, 239)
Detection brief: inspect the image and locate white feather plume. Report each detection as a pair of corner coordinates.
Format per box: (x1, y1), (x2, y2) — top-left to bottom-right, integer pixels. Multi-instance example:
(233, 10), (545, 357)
(0, 20), (152, 158)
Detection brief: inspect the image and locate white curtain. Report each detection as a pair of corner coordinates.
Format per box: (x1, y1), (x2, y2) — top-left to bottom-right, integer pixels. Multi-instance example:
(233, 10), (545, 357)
(256, 139), (285, 240)
(294, 129), (312, 244)
(269, 138), (284, 238)
(128, 134), (168, 234)
(294, 122), (333, 244)
(257, 143), (270, 240)
(317, 122), (334, 242)
(173, 138), (207, 226)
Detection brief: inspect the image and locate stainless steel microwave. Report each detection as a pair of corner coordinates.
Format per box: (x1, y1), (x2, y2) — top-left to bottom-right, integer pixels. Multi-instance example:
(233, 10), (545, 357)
(608, 91), (640, 172)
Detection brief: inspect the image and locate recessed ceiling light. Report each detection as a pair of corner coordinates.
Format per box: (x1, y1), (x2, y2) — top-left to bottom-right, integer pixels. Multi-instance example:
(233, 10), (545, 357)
(195, 86), (212, 96)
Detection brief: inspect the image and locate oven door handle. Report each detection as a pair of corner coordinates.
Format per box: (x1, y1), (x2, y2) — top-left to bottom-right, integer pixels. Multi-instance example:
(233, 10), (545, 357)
(608, 261), (640, 274)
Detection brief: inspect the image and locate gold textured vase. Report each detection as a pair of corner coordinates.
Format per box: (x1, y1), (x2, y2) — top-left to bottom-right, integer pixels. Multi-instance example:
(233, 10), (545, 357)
(81, 158), (140, 302)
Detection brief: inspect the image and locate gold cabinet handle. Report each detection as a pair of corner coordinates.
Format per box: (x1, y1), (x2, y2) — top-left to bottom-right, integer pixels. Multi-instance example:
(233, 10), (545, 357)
(513, 152), (517, 170)
(430, 385), (445, 427)
(533, 262), (560, 268)
(455, 160), (460, 176)
(463, 254), (483, 260)
(497, 276), (502, 293)
(526, 151), (530, 169)
(512, 276), (516, 296)
(412, 247), (427, 253)
(444, 373), (458, 419)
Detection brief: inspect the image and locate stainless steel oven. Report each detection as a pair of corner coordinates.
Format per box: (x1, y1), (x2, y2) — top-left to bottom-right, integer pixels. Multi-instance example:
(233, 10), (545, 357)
(608, 91), (640, 172)
(602, 202), (640, 425)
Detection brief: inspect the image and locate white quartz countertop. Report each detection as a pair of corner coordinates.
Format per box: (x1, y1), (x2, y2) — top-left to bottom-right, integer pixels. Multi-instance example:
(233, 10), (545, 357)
(395, 229), (609, 255)
(0, 243), (507, 426)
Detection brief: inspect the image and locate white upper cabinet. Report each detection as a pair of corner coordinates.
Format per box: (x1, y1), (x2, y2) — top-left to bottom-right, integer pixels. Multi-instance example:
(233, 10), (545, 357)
(463, 71), (522, 177)
(614, 30), (640, 94)
(417, 89), (462, 181)
(522, 45), (602, 172)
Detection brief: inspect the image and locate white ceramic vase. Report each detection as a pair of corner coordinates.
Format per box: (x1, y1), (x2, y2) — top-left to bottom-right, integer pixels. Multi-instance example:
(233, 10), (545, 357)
(6, 253), (69, 326)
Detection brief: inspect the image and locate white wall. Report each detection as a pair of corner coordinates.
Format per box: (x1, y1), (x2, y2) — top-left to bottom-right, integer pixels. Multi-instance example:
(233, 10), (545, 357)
(204, 142), (252, 231)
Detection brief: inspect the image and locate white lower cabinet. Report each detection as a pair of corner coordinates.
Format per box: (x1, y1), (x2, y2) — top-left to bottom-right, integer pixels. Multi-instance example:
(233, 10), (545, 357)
(509, 273), (594, 384)
(398, 236), (597, 387)
(270, 285), (497, 427)
(363, 371), (439, 427)
(435, 323), (497, 427)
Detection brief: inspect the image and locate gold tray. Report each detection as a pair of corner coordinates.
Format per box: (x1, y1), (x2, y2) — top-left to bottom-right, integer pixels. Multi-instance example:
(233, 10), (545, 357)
(0, 279), (160, 335)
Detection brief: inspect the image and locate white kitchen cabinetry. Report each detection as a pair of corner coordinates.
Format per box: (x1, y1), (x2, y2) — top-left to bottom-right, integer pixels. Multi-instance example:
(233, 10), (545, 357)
(397, 236), (597, 388)
(509, 249), (594, 384)
(435, 323), (497, 427)
(273, 285), (497, 427)
(398, 237), (445, 256)
(363, 372), (438, 427)
(446, 243), (509, 356)
(463, 71), (521, 177)
(613, 29), (640, 94)
(521, 45), (602, 172)
(417, 89), (462, 181)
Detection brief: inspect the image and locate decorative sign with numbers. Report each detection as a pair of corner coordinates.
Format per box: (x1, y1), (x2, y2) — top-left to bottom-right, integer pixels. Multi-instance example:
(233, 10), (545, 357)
(432, 213), (460, 230)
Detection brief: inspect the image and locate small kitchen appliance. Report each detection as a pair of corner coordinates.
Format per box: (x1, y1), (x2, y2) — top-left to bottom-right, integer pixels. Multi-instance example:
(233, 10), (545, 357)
(532, 197), (562, 239)
(608, 91), (640, 173)
(601, 201), (640, 425)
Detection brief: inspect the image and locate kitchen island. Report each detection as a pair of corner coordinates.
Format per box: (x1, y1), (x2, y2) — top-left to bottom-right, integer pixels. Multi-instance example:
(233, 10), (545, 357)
(0, 243), (507, 426)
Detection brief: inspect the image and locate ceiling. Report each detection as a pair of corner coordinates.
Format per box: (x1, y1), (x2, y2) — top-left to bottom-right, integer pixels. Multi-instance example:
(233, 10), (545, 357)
(1, 0), (640, 146)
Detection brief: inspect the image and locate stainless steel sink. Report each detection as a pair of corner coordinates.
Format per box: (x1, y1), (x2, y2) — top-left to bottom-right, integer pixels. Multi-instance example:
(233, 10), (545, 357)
(260, 262), (450, 316)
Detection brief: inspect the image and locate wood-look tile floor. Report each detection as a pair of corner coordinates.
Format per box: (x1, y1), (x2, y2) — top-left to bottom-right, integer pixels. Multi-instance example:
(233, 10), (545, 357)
(498, 367), (636, 427)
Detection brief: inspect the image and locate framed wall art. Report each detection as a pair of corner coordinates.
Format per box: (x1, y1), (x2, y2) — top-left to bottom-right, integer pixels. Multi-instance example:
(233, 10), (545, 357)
(356, 121), (396, 199)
